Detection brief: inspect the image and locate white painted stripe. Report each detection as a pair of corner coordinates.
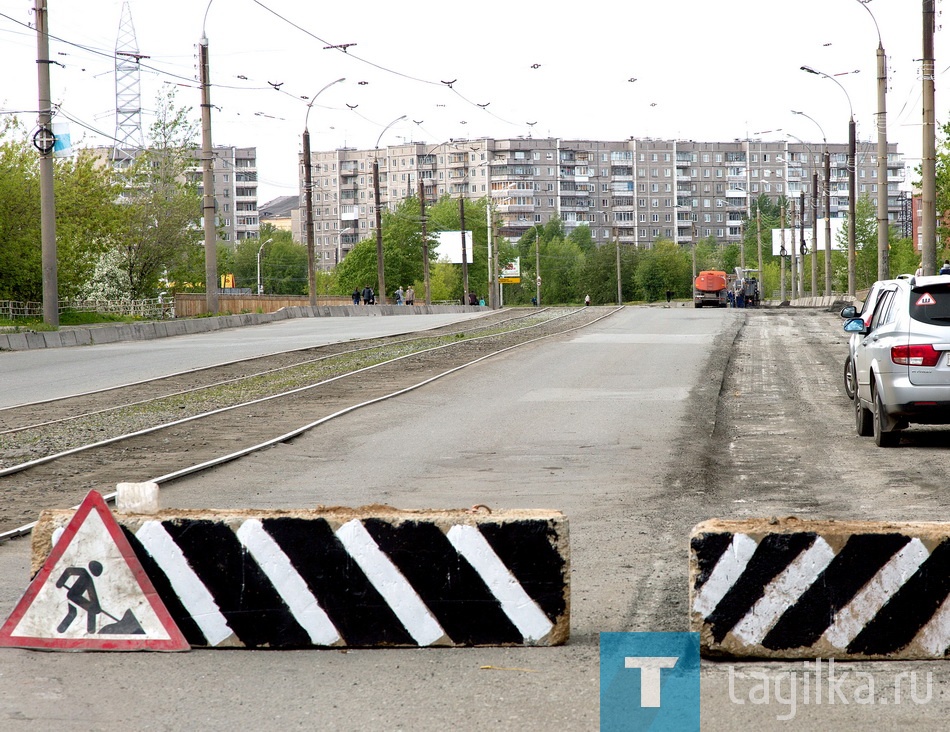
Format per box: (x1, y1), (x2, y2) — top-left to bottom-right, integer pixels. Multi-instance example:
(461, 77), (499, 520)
(135, 521), (234, 647)
(732, 537), (836, 647)
(446, 524), (554, 643)
(692, 533), (758, 617)
(918, 586), (950, 656)
(335, 519), (446, 646)
(824, 538), (929, 650)
(236, 519), (341, 646)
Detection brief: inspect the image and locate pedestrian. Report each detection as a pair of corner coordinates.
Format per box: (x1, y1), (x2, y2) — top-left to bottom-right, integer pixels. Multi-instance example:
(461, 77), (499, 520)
(585, 294), (591, 306)
(941, 260), (950, 275)
(405, 286), (415, 306)
(915, 262), (924, 277)
(362, 285), (374, 305)
(395, 286), (404, 305)
(468, 292), (478, 306)
(351, 288), (361, 305)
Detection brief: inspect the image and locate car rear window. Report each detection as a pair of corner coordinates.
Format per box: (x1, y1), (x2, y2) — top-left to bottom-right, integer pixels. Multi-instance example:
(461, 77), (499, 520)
(910, 284), (950, 326)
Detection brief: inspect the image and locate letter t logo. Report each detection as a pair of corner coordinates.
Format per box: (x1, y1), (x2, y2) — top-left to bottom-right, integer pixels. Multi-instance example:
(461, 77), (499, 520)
(624, 656), (679, 707)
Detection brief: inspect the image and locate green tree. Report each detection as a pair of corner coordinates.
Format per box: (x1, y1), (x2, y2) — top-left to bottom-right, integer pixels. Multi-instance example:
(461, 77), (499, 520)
(106, 87), (202, 299)
(0, 119), (118, 302)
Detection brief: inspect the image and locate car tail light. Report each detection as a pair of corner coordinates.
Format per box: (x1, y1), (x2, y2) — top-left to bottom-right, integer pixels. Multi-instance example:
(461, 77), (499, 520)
(891, 344), (941, 367)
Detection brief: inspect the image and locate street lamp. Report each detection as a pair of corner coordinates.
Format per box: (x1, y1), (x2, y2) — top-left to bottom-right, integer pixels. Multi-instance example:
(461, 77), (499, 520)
(302, 77), (345, 306)
(256, 238), (273, 295)
(801, 65), (857, 296)
(853, 0), (891, 281)
(373, 115), (407, 305)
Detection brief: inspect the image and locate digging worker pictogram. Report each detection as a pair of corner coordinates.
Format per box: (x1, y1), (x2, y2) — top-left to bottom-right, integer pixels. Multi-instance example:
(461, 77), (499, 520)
(56, 561), (105, 633)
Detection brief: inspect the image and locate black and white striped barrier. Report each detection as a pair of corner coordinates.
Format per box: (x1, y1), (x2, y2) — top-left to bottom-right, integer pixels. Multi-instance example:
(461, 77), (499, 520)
(690, 518), (950, 660)
(33, 507), (569, 649)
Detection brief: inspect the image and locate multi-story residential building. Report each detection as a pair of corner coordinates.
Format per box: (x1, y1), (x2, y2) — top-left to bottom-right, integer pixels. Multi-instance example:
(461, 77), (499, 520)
(99, 144), (261, 245)
(299, 136), (904, 269)
(202, 146), (260, 244)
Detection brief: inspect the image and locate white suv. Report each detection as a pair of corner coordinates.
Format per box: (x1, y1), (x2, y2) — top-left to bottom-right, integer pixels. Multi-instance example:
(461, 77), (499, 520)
(843, 275), (950, 447)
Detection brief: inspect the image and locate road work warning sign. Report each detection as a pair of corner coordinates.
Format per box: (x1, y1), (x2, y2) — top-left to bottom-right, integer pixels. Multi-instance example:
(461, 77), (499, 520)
(0, 490), (188, 651)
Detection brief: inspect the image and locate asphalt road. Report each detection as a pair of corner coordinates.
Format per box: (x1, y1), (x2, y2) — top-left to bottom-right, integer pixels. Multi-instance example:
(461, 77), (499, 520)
(4, 306), (950, 731)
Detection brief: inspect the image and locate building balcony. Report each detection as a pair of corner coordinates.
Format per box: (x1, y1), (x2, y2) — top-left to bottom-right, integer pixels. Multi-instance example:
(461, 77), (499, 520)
(339, 163), (358, 176)
(494, 203), (535, 213)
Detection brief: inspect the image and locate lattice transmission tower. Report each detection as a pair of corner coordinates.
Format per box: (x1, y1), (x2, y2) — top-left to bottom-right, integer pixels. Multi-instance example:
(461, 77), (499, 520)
(112, 0), (147, 162)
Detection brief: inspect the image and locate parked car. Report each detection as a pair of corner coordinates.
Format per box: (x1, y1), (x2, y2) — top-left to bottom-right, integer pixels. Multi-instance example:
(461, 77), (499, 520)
(843, 274), (950, 446)
(840, 279), (891, 399)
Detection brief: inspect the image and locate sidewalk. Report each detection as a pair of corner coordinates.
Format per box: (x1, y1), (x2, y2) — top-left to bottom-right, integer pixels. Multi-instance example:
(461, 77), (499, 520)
(0, 303), (483, 352)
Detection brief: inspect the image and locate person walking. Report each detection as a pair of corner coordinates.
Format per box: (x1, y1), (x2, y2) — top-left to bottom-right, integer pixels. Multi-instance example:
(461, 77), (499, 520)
(584, 294), (591, 306)
(362, 285), (374, 305)
(395, 286), (404, 305)
(405, 286), (415, 306)
(351, 288), (361, 305)
(940, 260), (950, 276)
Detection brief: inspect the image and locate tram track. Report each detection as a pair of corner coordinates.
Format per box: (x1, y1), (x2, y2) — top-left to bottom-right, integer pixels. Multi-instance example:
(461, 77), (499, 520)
(0, 306), (620, 539)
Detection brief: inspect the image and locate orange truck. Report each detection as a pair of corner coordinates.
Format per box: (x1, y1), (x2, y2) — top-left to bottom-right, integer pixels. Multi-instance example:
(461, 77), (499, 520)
(693, 270), (729, 308)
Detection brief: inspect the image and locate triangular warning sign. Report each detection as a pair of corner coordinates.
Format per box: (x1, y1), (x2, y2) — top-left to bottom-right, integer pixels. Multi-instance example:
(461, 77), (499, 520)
(916, 292), (937, 306)
(0, 490), (189, 651)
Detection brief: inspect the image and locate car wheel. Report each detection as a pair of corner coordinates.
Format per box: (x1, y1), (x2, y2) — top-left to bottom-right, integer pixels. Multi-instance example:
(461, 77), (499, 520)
(873, 388), (900, 447)
(854, 389), (873, 437)
(843, 355), (855, 400)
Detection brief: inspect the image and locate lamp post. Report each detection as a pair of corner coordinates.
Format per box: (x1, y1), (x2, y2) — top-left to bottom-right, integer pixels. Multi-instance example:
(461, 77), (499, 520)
(302, 78), (345, 306)
(801, 65), (857, 296)
(791, 113), (826, 296)
(372, 115), (407, 305)
(853, 0), (890, 280)
(256, 238), (273, 295)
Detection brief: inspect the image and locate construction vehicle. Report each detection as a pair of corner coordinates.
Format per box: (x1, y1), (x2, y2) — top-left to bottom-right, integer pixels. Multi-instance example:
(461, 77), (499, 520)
(694, 270), (729, 308)
(733, 267), (761, 307)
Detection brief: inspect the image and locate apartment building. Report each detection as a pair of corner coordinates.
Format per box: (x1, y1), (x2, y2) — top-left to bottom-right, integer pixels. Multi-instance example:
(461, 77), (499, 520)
(299, 136), (904, 269)
(202, 145), (260, 244)
(99, 144), (261, 245)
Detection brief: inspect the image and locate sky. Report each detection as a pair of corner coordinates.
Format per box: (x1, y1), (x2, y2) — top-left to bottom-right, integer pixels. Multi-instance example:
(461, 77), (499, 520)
(0, 0), (947, 205)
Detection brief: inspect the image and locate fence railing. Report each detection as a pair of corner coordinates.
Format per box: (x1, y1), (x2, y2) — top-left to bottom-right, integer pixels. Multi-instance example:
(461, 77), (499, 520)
(0, 298), (169, 321)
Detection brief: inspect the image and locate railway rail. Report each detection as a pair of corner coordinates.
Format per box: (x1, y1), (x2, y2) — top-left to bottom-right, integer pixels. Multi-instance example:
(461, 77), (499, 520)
(0, 306), (621, 540)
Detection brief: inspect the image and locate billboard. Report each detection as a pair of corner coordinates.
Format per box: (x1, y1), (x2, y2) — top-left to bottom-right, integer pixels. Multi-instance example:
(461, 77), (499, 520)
(770, 218), (846, 255)
(433, 231), (474, 264)
(499, 257), (521, 284)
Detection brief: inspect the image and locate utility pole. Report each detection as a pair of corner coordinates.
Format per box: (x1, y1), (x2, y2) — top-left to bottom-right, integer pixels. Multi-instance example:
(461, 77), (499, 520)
(799, 191), (806, 298)
(418, 177), (431, 305)
(848, 114), (858, 297)
(875, 37), (889, 280)
(536, 223), (542, 307)
(616, 238), (622, 305)
(780, 201), (787, 302)
(921, 0), (937, 274)
(825, 150), (832, 296)
(812, 171), (818, 295)
(373, 157), (386, 304)
(35, 0), (58, 327)
(756, 206), (763, 286)
(199, 33), (217, 315)
(459, 196), (469, 304)
(302, 127), (316, 306)
(486, 201), (496, 309)
(790, 199), (798, 300)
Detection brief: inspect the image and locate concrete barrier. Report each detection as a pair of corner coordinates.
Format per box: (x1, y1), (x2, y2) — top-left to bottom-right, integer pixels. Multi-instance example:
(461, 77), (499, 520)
(0, 304), (486, 352)
(33, 505), (569, 649)
(690, 517), (950, 660)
